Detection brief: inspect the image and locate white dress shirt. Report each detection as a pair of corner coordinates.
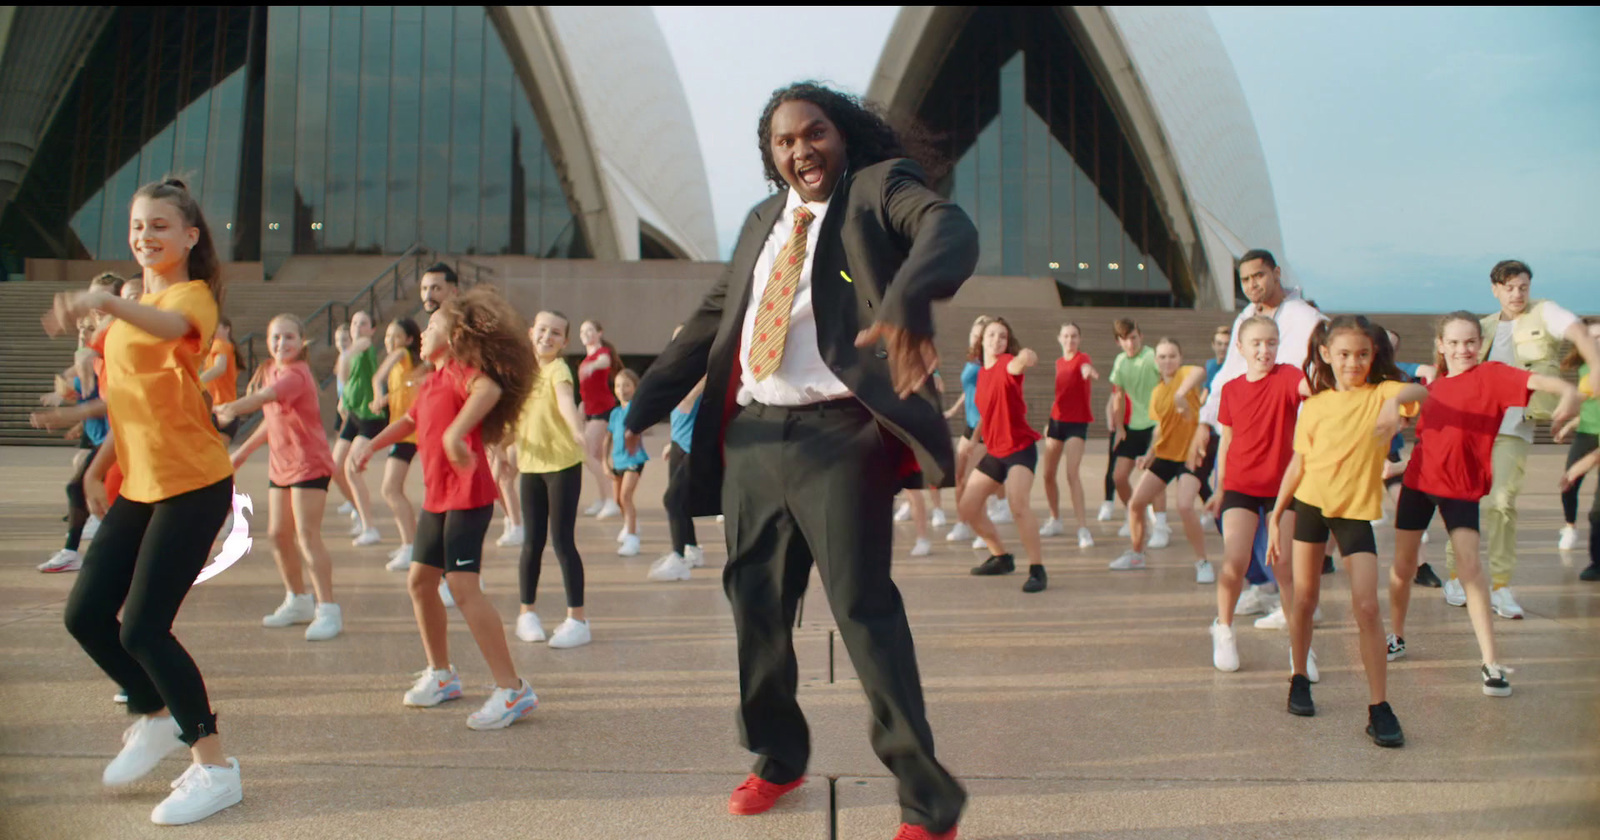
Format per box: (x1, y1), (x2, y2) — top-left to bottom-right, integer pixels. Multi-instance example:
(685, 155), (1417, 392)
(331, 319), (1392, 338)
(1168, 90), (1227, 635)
(1200, 288), (1327, 428)
(737, 188), (853, 407)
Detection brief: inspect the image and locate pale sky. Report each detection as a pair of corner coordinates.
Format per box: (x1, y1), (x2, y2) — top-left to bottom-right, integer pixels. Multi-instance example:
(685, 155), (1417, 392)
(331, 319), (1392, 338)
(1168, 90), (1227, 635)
(653, 6), (1600, 313)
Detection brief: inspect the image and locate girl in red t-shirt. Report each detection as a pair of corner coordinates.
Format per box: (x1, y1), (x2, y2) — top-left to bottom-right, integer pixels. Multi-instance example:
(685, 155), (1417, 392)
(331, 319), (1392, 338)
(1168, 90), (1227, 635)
(1039, 322), (1100, 548)
(1388, 311), (1578, 697)
(353, 287), (540, 730)
(217, 314), (342, 641)
(961, 317), (1048, 593)
(576, 320), (620, 519)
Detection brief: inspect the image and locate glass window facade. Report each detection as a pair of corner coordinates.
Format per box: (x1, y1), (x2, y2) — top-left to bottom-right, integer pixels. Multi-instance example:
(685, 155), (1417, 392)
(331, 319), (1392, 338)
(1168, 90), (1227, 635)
(917, 7), (1191, 305)
(2, 5), (591, 274)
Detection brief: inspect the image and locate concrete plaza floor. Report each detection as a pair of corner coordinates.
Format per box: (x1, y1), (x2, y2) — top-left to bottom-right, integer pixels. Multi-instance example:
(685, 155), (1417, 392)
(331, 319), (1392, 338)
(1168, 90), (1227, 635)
(0, 440), (1596, 839)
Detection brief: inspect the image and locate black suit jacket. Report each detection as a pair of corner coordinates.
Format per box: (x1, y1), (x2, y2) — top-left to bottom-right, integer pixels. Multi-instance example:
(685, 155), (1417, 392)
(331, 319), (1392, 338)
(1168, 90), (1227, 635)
(627, 158), (979, 516)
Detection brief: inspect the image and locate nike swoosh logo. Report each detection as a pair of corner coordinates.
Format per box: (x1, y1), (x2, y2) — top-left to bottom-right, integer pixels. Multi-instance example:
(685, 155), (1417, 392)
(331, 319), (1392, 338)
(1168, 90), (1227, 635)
(455, 559), (471, 567)
(505, 695), (520, 709)
(438, 680), (451, 689)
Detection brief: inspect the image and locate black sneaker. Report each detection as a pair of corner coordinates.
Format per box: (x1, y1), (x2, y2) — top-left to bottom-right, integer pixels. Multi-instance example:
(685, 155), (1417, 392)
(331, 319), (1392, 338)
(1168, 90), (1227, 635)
(1385, 633), (1406, 661)
(1580, 564), (1600, 582)
(1414, 562), (1443, 588)
(1322, 554), (1336, 575)
(1022, 564), (1047, 593)
(970, 554), (1015, 576)
(1481, 663), (1512, 697)
(1366, 701), (1405, 747)
(1287, 674), (1315, 717)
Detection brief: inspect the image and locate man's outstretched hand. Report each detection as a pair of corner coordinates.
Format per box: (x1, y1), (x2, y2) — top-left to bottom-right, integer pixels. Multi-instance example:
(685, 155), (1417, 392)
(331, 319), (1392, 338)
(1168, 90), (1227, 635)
(856, 322), (938, 399)
(624, 429), (643, 457)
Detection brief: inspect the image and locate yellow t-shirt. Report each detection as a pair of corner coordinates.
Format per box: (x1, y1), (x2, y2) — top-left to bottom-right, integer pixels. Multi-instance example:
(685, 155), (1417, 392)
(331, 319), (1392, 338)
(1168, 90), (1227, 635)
(1148, 365), (1202, 462)
(514, 359), (584, 473)
(1293, 379), (1416, 520)
(387, 354), (420, 444)
(103, 280), (234, 502)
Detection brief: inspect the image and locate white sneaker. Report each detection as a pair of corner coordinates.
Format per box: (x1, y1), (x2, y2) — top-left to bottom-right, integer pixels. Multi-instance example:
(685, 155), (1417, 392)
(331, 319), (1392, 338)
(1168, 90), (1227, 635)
(403, 667), (462, 707)
(439, 581), (455, 609)
(648, 552), (693, 581)
(1491, 586), (1524, 619)
(1109, 550), (1146, 570)
(103, 715), (184, 786)
(1097, 501), (1115, 522)
(496, 523), (524, 547)
(114, 692), (128, 704)
(515, 611), (547, 642)
(1148, 526), (1171, 549)
(386, 544), (413, 571)
(262, 593), (315, 627)
(82, 515), (101, 541)
(1210, 620), (1239, 672)
(352, 526), (381, 547)
(1443, 577), (1467, 607)
(1195, 560), (1216, 584)
(596, 499), (621, 520)
(1039, 517), (1065, 537)
(149, 759), (241, 825)
(1235, 585), (1274, 617)
(1558, 525), (1579, 551)
(583, 499), (603, 516)
(1077, 527), (1095, 548)
(1253, 604), (1323, 629)
(1421, 531), (1431, 544)
(1118, 520), (1132, 537)
(617, 526), (630, 543)
(1289, 647), (1321, 683)
(348, 508), (360, 522)
(930, 508), (948, 528)
(304, 603), (342, 641)
(337, 501), (355, 515)
(894, 501), (913, 522)
(466, 680), (538, 731)
(38, 548), (82, 573)
(716, 514), (725, 523)
(1199, 512), (1216, 533)
(684, 545), (705, 567)
(348, 518), (366, 537)
(618, 533), (641, 556)
(971, 535), (987, 550)
(988, 498), (1012, 523)
(548, 617), (591, 649)
(946, 522), (974, 541)
(910, 538), (931, 557)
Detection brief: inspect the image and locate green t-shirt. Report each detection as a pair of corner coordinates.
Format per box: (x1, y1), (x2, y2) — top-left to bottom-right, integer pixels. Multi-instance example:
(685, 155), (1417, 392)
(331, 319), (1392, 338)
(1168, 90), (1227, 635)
(1580, 364), (1600, 435)
(341, 346), (383, 420)
(1110, 346), (1161, 432)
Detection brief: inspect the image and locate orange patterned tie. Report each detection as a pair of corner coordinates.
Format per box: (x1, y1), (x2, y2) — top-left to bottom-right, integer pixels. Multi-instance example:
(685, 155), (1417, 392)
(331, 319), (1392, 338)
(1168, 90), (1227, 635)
(748, 206), (814, 381)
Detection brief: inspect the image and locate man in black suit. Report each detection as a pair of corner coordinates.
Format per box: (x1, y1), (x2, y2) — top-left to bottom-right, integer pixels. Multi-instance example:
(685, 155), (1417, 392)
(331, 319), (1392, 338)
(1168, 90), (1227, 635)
(625, 82), (974, 840)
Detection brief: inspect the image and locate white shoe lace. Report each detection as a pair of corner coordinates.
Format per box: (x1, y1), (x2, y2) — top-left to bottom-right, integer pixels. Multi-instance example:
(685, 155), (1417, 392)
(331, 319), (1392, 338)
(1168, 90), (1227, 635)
(170, 763), (213, 794)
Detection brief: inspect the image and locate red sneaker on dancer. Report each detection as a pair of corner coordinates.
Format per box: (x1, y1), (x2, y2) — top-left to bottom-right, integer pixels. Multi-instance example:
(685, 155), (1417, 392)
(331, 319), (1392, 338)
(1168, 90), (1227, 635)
(894, 824), (958, 840)
(727, 774), (803, 815)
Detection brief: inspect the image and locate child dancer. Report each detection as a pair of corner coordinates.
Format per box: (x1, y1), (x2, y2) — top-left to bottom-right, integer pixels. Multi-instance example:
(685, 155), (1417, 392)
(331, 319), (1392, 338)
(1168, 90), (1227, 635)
(1562, 445), (1600, 580)
(1109, 319), (1170, 547)
(945, 315), (991, 542)
(1040, 322), (1099, 548)
(335, 311), (385, 546)
(651, 325), (708, 581)
(216, 314), (342, 642)
(372, 318), (423, 571)
(352, 287), (539, 728)
(577, 320), (621, 519)
(511, 310), (591, 646)
(200, 317), (241, 439)
(608, 369), (649, 556)
(46, 177), (241, 824)
(1108, 338), (1211, 582)
(963, 317), (1049, 593)
(1266, 315), (1426, 747)
(1558, 316), (1600, 552)
(1206, 317), (1305, 673)
(1387, 312), (1577, 693)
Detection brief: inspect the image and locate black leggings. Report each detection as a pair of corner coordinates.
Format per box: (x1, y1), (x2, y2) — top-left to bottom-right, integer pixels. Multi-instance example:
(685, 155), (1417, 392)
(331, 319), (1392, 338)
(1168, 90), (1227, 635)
(1564, 432), (1598, 524)
(519, 466), (585, 608)
(64, 443), (99, 551)
(665, 442), (698, 554)
(1103, 434), (1117, 503)
(63, 476), (232, 745)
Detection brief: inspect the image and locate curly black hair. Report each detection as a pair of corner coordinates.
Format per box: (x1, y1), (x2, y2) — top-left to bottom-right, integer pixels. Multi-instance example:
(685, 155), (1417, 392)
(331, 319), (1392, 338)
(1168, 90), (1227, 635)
(758, 82), (915, 191)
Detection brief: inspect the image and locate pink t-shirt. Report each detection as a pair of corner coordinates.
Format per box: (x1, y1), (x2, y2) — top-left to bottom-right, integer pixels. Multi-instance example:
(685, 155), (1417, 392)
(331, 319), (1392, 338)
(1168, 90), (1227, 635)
(262, 361), (335, 487)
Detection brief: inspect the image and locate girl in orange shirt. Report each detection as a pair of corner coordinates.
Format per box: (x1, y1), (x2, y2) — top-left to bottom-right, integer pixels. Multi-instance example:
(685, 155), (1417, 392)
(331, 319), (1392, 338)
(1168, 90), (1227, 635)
(200, 317), (241, 438)
(372, 317), (424, 570)
(45, 178), (242, 824)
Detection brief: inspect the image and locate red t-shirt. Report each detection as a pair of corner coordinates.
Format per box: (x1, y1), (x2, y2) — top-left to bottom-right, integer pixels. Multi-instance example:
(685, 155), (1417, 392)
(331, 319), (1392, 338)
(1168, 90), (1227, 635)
(261, 361), (335, 486)
(976, 354), (1041, 458)
(1218, 364), (1305, 497)
(1404, 361), (1531, 500)
(409, 360), (498, 513)
(578, 347), (617, 417)
(1051, 353), (1094, 423)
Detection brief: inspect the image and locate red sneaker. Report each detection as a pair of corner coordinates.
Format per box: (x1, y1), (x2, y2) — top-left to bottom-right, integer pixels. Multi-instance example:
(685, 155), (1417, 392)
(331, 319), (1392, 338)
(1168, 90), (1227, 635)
(893, 824), (958, 840)
(727, 773), (804, 815)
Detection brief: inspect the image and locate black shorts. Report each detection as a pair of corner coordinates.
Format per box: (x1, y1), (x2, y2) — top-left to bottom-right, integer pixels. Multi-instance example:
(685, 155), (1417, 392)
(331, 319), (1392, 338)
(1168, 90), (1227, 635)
(1113, 426), (1154, 460)
(1292, 499), (1377, 556)
(1220, 490), (1275, 517)
(611, 464), (645, 477)
(414, 504), (494, 575)
(1148, 457), (1189, 484)
(585, 412), (609, 423)
(963, 421), (977, 441)
(1194, 434), (1219, 487)
(902, 471), (927, 490)
(268, 475), (332, 491)
(214, 415), (242, 441)
(1394, 484), (1479, 533)
(976, 444), (1038, 483)
(339, 413), (387, 442)
(389, 442), (417, 462)
(1047, 420), (1089, 441)
(77, 434), (98, 451)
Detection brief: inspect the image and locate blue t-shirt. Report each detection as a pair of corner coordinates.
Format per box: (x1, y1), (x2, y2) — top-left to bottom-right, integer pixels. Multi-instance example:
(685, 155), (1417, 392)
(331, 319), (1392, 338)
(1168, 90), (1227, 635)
(1388, 363), (1422, 458)
(961, 361), (981, 428)
(1203, 358), (1223, 392)
(609, 404), (648, 470)
(669, 395), (700, 453)
(75, 377), (108, 446)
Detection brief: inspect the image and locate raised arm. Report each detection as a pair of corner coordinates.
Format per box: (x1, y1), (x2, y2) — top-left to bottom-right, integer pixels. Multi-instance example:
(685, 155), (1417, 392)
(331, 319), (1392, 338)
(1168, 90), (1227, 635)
(1528, 373), (1581, 436)
(1007, 348), (1038, 376)
(628, 239), (740, 435)
(199, 352), (227, 384)
(1563, 319), (1600, 397)
(44, 289), (191, 341)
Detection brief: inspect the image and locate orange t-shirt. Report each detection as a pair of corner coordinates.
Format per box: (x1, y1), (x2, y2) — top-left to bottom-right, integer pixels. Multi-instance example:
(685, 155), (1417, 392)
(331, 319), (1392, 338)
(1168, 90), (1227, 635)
(102, 280), (234, 502)
(388, 354), (420, 444)
(206, 339), (238, 407)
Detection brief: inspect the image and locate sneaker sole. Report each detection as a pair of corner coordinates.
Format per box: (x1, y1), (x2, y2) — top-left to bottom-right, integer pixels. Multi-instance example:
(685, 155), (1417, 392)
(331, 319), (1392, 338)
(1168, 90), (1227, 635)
(1366, 726), (1405, 747)
(1288, 703), (1315, 717)
(1482, 683), (1512, 698)
(150, 787), (242, 825)
(1386, 650), (1406, 662)
(404, 691), (462, 708)
(467, 699), (538, 731)
(1493, 608), (1523, 619)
